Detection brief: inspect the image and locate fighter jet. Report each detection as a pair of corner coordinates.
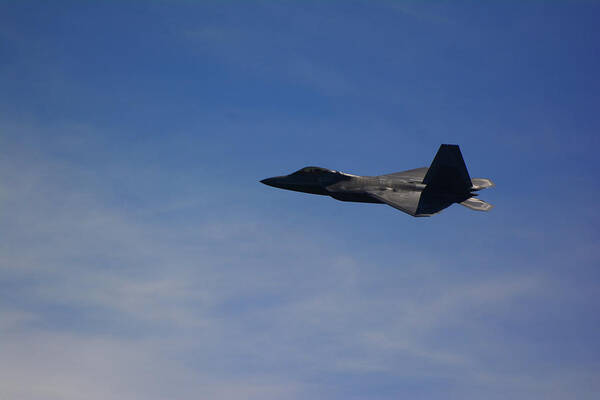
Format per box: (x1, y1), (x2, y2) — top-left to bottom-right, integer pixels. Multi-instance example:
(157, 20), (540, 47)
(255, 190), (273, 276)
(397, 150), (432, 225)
(260, 144), (494, 217)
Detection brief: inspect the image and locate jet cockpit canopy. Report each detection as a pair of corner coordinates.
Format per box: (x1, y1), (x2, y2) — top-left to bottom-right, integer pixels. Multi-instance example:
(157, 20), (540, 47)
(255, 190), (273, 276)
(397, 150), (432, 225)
(291, 166), (337, 175)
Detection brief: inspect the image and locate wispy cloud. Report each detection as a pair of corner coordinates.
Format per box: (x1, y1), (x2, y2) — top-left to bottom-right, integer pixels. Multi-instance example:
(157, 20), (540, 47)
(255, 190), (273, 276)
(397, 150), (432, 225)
(2, 104), (600, 399)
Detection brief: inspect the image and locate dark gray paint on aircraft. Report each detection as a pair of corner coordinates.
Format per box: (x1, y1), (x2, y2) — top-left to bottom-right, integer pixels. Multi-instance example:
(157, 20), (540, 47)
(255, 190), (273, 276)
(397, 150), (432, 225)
(260, 144), (494, 217)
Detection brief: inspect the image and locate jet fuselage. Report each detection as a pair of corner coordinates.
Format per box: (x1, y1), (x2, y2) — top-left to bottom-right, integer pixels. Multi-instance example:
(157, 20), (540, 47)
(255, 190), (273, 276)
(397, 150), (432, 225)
(261, 168), (430, 204)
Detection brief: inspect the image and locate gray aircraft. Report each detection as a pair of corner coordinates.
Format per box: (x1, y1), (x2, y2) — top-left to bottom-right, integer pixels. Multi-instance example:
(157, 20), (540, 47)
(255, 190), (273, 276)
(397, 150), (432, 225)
(260, 144), (494, 217)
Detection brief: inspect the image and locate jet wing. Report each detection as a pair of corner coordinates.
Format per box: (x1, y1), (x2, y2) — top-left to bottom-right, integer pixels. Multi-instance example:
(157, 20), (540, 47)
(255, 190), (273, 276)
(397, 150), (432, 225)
(368, 190), (422, 216)
(380, 167), (428, 181)
(368, 188), (454, 217)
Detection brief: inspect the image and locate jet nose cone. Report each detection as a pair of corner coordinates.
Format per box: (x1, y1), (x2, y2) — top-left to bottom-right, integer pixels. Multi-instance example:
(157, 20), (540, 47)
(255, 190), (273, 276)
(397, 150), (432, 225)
(260, 177), (277, 187)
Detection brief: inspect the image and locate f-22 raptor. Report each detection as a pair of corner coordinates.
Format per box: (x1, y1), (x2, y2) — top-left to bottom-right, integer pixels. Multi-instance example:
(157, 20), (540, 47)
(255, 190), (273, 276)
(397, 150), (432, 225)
(260, 144), (494, 217)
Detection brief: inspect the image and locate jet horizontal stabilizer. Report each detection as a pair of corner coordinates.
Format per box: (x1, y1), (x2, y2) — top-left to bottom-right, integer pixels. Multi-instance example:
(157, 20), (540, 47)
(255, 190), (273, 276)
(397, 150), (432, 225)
(460, 197), (493, 212)
(471, 178), (495, 191)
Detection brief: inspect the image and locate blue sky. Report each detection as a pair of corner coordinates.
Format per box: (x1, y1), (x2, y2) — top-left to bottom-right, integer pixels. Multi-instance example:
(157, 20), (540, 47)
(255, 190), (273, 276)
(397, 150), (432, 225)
(1, 1), (599, 399)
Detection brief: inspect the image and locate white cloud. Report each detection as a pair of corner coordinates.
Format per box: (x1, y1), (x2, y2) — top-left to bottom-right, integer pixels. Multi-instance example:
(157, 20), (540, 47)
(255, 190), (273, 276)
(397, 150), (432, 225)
(1, 120), (599, 399)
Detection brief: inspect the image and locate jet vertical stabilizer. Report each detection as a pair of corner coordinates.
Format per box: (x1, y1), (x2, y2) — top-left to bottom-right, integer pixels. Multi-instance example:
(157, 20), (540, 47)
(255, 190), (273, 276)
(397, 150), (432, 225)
(423, 144), (472, 193)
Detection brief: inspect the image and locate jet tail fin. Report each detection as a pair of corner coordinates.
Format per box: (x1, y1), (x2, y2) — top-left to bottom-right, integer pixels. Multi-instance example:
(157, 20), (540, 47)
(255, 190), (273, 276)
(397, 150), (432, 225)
(423, 144), (472, 193)
(460, 197), (493, 212)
